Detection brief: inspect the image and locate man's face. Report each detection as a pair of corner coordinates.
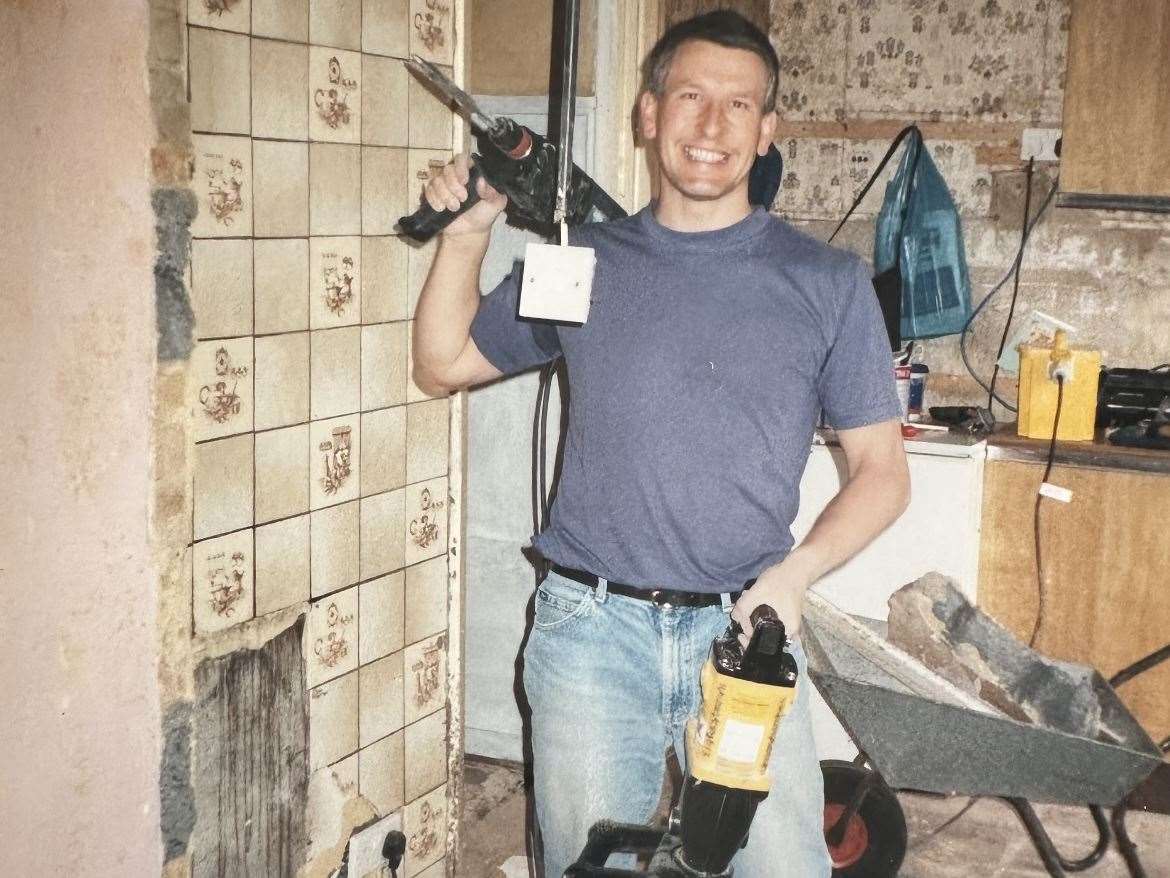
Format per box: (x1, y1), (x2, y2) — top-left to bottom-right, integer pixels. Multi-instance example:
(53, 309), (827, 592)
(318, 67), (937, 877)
(639, 39), (777, 209)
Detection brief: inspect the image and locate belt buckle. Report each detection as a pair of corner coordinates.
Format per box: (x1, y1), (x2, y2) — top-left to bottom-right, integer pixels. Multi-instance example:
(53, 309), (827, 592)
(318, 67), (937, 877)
(649, 589), (673, 609)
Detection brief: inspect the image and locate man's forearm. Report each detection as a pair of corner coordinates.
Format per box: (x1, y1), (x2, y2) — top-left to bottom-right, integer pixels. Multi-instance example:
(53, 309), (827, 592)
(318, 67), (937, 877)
(413, 231), (490, 385)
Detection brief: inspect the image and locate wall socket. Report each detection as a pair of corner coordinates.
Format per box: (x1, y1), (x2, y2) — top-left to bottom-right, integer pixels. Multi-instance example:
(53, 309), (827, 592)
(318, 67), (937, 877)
(1020, 128), (1062, 162)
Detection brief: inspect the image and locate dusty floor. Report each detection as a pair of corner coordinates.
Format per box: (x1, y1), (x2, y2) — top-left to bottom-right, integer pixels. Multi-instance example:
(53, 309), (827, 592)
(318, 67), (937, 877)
(456, 757), (1170, 877)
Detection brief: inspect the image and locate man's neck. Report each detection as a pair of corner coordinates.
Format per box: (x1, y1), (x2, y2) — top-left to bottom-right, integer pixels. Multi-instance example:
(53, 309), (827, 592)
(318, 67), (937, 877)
(653, 190), (754, 233)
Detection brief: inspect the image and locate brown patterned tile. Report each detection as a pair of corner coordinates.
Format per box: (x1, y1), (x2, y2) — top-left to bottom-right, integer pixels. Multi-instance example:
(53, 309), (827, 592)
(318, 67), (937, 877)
(408, 0), (453, 66)
(774, 136), (844, 221)
(193, 528), (255, 633)
(404, 476), (446, 567)
(403, 782), (446, 875)
(310, 415), (361, 508)
(192, 338), (253, 442)
(310, 236), (362, 327)
(192, 134), (253, 238)
(306, 585), (359, 687)
(309, 46), (362, 143)
(403, 631), (446, 725)
(770, 0), (848, 122)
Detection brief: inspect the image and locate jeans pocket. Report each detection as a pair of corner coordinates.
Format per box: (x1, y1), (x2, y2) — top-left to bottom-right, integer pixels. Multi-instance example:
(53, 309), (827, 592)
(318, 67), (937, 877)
(534, 576), (596, 629)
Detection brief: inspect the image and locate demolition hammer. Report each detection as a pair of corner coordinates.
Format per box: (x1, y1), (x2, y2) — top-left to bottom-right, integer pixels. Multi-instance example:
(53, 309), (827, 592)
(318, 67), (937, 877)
(565, 605), (799, 878)
(397, 56), (627, 242)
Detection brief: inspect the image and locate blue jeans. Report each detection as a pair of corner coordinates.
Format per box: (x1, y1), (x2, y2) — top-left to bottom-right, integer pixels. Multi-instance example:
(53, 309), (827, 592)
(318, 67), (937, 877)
(523, 571), (832, 878)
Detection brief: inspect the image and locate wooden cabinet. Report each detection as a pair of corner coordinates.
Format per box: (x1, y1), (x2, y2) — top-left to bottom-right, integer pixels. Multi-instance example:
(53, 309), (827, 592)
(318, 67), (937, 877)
(1060, 0), (1170, 210)
(978, 455), (1170, 743)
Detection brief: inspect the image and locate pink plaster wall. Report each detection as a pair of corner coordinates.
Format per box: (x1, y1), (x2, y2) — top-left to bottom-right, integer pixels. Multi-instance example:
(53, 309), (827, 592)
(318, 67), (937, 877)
(0, 1), (164, 873)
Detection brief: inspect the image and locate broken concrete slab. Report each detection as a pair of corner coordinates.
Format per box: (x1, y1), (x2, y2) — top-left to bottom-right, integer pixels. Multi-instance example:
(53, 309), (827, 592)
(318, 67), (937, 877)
(887, 572), (1101, 739)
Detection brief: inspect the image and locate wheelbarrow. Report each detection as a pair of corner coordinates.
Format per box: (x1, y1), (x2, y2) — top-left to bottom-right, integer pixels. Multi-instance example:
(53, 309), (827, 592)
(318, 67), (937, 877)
(802, 593), (1167, 877)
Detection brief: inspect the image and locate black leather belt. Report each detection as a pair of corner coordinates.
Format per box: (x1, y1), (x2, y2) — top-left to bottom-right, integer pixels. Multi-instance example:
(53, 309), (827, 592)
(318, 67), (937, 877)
(549, 563), (753, 608)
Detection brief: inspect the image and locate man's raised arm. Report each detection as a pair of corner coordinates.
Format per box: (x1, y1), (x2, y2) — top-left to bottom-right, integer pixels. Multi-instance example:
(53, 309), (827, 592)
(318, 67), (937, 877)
(411, 153), (507, 396)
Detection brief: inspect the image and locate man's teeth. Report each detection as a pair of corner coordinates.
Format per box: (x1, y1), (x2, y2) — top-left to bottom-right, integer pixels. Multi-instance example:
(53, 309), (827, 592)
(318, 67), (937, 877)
(684, 146), (727, 163)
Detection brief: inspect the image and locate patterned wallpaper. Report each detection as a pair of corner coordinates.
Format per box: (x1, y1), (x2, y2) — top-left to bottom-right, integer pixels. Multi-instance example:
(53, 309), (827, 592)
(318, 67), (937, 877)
(184, 0), (455, 872)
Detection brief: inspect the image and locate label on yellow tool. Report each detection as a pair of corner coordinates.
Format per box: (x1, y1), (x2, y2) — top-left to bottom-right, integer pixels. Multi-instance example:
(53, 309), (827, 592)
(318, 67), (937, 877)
(686, 659), (797, 792)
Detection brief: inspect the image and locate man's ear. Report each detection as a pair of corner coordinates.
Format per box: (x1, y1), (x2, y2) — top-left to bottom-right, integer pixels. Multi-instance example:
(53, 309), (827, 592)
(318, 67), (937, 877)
(757, 110), (778, 156)
(638, 91), (658, 141)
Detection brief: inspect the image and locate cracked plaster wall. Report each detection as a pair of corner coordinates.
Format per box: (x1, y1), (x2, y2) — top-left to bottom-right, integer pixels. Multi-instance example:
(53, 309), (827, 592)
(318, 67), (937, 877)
(0, 0), (164, 874)
(768, 0), (1170, 417)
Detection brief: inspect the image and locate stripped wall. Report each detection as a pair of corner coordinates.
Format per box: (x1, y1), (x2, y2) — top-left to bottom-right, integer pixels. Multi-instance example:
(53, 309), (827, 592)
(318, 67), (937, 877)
(767, 0), (1170, 416)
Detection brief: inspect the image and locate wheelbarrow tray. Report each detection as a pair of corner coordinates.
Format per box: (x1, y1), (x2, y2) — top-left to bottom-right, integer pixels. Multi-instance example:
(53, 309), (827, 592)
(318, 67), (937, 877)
(802, 593), (1163, 808)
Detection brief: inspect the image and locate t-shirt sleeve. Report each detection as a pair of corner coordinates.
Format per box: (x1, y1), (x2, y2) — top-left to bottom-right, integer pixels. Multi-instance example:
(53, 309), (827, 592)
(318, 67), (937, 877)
(816, 258), (903, 430)
(469, 262), (563, 375)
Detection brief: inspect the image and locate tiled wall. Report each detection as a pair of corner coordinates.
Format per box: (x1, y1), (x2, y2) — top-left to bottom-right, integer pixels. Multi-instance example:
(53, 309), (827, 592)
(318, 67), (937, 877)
(184, 0), (456, 872)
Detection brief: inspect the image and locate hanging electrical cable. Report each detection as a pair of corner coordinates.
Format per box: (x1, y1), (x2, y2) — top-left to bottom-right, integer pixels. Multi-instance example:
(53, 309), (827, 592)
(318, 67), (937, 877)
(987, 158), (1036, 411)
(1030, 374), (1065, 648)
(959, 177), (1060, 412)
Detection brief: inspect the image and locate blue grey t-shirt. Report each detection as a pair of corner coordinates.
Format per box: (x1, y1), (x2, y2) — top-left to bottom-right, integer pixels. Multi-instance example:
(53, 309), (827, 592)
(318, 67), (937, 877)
(470, 205), (901, 593)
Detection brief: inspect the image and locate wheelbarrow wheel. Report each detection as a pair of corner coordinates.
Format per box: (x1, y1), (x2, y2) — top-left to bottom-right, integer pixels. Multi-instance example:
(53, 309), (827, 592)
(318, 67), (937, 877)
(821, 760), (907, 878)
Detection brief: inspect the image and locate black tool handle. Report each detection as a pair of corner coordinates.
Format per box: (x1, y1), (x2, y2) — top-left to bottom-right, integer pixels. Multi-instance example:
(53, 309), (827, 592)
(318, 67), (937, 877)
(397, 161), (485, 243)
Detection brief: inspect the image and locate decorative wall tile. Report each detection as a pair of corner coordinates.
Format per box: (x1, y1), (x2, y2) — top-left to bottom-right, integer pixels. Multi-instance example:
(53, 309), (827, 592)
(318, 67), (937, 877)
(360, 488), (406, 579)
(407, 70), (452, 149)
(403, 632), (446, 725)
(306, 585), (359, 687)
(359, 650), (405, 746)
(254, 238), (310, 333)
(362, 55), (410, 147)
(310, 0), (362, 49)
(191, 238), (253, 339)
(361, 321), (408, 410)
(252, 39), (309, 140)
(310, 143), (362, 235)
(361, 147), (410, 235)
(310, 416), (361, 509)
(252, 0), (308, 41)
(255, 514), (310, 614)
(311, 326), (362, 419)
(253, 139), (310, 236)
(189, 28), (251, 135)
(770, 0), (847, 122)
(403, 782), (446, 876)
(310, 500), (360, 596)
(404, 476), (446, 568)
(310, 237), (362, 327)
(192, 135), (253, 238)
(360, 571), (405, 663)
(404, 556), (446, 644)
(406, 236), (436, 319)
(309, 47), (362, 143)
(405, 399), (447, 483)
(254, 331), (310, 429)
(192, 337), (253, 442)
(774, 136), (844, 222)
(310, 670), (359, 768)
(404, 708), (446, 802)
(359, 728), (405, 815)
(409, 0), (453, 66)
(188, 0), (252, 34)
(361, 405), (407, 496)
(363, 0), (410, 57)
(193, 528), (255, 633)
(362, 236), (410, 323)
(194, 434), (254, 540)
(255, 423), (309, 522)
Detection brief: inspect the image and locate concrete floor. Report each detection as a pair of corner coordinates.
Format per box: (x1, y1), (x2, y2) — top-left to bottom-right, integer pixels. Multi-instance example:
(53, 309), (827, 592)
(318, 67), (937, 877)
(456, 757), (1170, 878)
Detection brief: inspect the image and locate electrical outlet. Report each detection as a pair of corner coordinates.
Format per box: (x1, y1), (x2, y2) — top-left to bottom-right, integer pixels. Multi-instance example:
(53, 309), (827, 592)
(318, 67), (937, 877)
(1020, 128), (1062, 162)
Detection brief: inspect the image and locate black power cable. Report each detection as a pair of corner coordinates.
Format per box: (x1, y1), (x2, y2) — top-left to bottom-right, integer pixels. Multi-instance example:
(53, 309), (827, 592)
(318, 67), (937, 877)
(1030, 374), (1065, 648)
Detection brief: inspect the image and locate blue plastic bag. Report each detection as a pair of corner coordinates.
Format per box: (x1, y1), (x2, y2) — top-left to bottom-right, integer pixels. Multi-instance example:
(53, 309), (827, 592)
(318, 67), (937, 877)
(874, 130), (972, 340)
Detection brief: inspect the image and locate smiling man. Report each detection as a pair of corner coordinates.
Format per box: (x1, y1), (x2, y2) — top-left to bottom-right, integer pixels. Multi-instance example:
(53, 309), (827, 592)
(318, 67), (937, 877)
(413, 11), (909, 877)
